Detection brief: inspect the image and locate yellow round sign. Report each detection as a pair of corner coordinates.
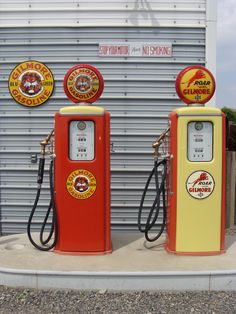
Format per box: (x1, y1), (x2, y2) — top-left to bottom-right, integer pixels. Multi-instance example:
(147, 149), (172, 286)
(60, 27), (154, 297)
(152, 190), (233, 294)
(8, 60), (54, 107)
(175, 65), (215, 105)
(66, 169), (97, 200)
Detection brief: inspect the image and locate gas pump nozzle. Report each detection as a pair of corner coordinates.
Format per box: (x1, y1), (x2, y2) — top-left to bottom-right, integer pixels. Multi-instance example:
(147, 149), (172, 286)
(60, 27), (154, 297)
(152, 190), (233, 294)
(40, 129), (54, 156)
(152, 127), (170, 159)
(37, 129), (54, 186)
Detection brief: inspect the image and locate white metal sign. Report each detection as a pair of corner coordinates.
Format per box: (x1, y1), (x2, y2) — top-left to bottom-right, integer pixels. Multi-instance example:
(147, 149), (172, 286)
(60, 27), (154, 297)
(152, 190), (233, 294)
(99, 43), (172, 57)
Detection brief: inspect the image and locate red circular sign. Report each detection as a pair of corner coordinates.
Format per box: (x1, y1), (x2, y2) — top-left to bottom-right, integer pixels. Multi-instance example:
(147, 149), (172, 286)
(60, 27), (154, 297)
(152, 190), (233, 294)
(175, 65), (216, 105)
(63, 64), (104, 104)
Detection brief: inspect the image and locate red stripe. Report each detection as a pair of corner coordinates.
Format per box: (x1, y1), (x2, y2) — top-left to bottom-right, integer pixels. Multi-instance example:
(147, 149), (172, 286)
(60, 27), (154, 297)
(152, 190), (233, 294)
(220, 113), (226, 251)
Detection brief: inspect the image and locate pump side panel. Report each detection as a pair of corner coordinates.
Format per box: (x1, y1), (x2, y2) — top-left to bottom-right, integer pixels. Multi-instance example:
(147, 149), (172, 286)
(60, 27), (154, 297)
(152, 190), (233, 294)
(165, 112), (178, 252)
(175, 115), (224, 254)
(54, 112), (111, 253)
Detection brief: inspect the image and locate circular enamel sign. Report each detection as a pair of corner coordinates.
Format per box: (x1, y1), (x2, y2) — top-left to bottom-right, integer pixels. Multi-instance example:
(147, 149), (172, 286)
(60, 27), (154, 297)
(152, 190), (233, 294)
(186, 170), (215, 200)
(63, 64), (104, 103)
(8, 60), (54, 107)
(175, 65), (216, 105)
(66, 169), (97, 200)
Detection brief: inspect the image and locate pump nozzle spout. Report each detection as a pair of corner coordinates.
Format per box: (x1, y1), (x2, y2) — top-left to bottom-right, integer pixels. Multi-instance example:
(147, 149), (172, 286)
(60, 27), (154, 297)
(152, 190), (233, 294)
(40, 129), (54, 156)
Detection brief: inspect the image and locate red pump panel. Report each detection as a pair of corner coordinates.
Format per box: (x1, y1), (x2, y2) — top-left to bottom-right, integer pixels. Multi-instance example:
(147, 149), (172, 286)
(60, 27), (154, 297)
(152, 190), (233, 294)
(53, 107), (111, 254)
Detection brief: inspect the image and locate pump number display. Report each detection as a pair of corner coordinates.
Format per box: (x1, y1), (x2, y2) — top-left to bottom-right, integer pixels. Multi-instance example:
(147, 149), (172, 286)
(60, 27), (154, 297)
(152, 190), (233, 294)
(187, 121), (213, 162)
(69, 120), (94, 161)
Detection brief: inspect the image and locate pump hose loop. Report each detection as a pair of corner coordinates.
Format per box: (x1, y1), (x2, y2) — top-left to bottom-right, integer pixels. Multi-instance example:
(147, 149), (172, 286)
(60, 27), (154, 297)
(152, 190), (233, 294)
(138, 157), (168, 242)
(27, 156), (58, 251)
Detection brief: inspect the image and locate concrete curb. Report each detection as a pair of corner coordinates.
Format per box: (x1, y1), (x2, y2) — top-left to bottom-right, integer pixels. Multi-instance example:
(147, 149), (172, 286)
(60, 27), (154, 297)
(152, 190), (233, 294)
(1, 267), (236, 291)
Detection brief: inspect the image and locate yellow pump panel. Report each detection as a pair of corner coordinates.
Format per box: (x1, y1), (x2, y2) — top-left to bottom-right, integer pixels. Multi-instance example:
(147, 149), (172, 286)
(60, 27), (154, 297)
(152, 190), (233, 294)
(167, 107), (226, 255)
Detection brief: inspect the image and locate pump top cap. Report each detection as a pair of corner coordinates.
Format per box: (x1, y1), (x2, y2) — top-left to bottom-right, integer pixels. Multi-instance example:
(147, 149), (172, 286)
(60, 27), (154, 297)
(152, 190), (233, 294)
(63, 64), (104, 104)
(175, 65), (216, 105)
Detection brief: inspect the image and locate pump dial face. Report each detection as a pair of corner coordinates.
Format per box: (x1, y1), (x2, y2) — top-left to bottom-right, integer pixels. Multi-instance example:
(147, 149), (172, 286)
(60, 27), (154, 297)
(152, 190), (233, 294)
(69, 120), (94, 161)
(194, 122), (203, 131)
(77, 121), (86, 131)
(187, 121), (213, 162)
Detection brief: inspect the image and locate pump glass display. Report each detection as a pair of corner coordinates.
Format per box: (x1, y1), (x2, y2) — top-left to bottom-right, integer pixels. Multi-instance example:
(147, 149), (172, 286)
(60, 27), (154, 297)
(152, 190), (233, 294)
(187, 121), (213, 162)
(69, 120), (95, 160)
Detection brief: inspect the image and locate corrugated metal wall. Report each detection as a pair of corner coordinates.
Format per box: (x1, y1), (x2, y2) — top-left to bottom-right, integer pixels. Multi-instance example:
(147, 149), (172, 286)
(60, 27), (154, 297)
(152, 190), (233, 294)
(0, 0), (207, 234)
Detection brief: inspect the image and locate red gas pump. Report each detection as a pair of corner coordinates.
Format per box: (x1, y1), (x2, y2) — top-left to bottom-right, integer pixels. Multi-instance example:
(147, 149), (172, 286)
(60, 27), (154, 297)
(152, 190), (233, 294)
(27, 64), (112, 254)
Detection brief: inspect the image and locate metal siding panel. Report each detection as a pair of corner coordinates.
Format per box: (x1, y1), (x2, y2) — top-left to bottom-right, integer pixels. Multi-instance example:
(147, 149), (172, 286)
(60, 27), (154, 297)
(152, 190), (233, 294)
(0, 3), (207, 233)
(0, 0), (206, 27)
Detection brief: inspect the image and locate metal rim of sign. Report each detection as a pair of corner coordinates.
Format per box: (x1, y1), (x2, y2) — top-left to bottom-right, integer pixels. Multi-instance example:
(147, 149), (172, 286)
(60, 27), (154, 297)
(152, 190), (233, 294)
(66, 169), (97, 200)
(8, 60), (54, 107)
(63, 64), (104, 104)
(186, 170), (215, 200)
(175, 65), (216, 105)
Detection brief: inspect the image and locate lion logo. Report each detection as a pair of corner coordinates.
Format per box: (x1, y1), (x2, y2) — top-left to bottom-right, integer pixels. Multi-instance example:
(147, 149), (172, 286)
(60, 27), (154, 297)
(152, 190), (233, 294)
(74, 176), (89, 193)
(19, 71), (43, 96)
(75, 74), (92, 93)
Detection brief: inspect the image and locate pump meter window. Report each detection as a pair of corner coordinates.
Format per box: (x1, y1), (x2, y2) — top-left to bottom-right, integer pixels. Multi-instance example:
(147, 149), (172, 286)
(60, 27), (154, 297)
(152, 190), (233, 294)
(69, 121), (95, 161)
(187, 121), (213, 162)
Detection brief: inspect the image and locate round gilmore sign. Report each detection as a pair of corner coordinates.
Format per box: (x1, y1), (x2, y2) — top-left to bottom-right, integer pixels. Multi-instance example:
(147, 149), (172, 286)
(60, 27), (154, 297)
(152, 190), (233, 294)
(64, 64), (104, 103)
(66, 169), (97, 200)
(186, 170), (215, 200)
(8, 60), (54, 107)
(175, 65), (215, 105)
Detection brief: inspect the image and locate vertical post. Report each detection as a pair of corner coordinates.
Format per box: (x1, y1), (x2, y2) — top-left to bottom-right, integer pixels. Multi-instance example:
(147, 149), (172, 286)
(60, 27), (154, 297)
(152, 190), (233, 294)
(205, 0), (217, 107)
(226, 151), (236, 230)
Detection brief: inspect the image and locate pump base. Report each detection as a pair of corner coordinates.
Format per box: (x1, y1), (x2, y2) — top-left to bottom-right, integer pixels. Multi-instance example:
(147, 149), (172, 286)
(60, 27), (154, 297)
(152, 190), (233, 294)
(165, 245), (225, 256)
(53, 247), (112, 256)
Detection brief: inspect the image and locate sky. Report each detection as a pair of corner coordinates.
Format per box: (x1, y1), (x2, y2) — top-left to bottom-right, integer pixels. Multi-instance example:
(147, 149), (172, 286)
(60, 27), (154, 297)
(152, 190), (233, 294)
(216, 0), (236, 109)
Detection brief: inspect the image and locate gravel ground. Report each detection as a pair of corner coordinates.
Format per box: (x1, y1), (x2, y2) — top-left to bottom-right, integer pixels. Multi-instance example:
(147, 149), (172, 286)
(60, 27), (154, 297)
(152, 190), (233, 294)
(0, 287), (236, 314)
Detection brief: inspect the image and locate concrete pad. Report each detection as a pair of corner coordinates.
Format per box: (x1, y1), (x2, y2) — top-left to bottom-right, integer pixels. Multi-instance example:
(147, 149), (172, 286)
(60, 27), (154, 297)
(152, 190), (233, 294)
(0, 232), (235, 291)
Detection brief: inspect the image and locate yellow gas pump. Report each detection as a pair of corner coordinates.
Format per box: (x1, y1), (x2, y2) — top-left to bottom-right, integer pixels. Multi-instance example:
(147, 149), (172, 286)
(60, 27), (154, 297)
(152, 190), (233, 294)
(138, 65), (226, 255)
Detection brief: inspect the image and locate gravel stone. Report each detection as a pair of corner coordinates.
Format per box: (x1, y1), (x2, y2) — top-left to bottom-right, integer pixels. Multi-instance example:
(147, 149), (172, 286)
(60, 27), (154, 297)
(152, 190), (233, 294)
(0, 286), (236, 313)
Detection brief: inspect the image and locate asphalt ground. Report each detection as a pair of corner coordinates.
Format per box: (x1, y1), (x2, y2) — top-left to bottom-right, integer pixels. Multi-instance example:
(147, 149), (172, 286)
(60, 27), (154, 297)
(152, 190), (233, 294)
(0, 287), (236, 314)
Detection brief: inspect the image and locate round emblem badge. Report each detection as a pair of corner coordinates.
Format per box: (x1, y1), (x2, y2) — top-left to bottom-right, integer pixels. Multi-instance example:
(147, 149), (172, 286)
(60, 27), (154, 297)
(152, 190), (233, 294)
(8, 60), (54, 107)
(66, 169), (97, 200)
(175, 65), (215, 105)
(186, 170), (215, 200)
(63, 64), (104, 103)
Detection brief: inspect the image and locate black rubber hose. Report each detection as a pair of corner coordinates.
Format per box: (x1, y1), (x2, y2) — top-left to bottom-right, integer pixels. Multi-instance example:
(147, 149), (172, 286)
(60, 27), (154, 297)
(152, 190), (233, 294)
(39, 200), (54, 245)
(27, 158), (58, 251)
(138, 158), (167, 242)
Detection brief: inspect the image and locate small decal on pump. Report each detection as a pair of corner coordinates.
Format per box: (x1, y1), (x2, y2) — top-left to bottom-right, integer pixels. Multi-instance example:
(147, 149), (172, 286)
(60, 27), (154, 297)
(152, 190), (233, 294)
(186, 170), (215, 199)
(66, 169), (97, 200)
